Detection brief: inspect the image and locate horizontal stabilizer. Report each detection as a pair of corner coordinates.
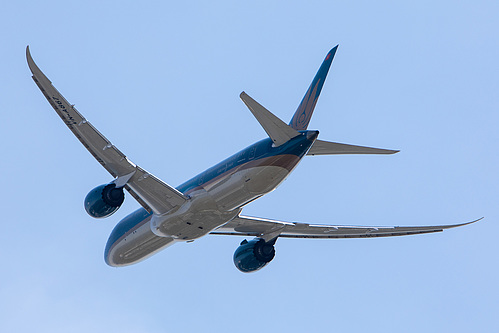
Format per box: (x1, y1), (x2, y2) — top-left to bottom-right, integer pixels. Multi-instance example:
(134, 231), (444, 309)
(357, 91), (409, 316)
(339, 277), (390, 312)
(307, 139), (399, 155)
(240, 92), (300, 146)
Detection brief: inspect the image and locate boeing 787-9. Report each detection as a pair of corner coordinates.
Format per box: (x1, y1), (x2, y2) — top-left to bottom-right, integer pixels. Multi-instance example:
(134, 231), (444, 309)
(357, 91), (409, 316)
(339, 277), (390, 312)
(27, 45), (479, 272)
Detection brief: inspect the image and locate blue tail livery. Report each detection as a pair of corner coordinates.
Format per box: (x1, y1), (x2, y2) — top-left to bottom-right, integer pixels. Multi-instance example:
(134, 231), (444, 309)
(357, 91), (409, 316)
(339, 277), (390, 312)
(289, 45), (338, 130)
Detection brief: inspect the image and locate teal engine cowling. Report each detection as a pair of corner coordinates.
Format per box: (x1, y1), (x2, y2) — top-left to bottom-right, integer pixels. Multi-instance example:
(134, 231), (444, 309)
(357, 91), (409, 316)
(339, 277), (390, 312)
(84, 183), (125, 218)
(233, 238), (276, 273)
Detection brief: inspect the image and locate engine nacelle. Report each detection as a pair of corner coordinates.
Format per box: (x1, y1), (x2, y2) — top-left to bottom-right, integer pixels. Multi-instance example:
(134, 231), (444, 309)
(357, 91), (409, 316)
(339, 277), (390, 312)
(233, 238), (276, 273)
(84, 183), (125, 218)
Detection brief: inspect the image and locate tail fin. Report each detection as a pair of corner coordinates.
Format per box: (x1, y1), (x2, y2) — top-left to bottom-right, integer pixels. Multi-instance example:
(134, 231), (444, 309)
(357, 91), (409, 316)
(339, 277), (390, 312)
(289, 45), (338, 130)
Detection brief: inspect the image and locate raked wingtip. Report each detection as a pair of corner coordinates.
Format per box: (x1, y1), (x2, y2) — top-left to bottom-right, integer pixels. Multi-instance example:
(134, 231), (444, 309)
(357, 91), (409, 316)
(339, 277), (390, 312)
(26, 45), (35, 74)
(451, 217), (484, 229)
(25, 46), (52, 84)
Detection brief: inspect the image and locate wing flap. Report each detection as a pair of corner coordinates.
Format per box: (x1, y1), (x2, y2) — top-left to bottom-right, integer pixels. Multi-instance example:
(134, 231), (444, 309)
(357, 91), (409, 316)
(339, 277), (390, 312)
(126, 167), (188, 215)
(212, 215), (481, 239)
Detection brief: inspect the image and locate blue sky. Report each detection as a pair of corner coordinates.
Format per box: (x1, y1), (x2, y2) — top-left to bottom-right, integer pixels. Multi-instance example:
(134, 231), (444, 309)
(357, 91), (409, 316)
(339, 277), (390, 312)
(1, 1), (498, 332)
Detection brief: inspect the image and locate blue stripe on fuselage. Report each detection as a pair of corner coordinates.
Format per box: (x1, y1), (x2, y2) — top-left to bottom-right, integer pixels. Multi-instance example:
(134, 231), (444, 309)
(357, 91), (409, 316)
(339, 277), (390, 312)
(104, 130), (318, 263)
(177, 131), (315, 193)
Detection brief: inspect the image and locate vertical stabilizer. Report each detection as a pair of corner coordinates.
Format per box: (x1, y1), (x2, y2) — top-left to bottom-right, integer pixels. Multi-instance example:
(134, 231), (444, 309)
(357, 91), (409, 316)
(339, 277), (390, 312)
(289, 45), (338, 130)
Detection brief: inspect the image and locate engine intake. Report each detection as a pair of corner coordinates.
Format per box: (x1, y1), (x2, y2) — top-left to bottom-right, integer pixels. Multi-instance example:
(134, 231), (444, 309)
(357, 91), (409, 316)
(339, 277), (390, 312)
(233, 238), (276, 273)
(84, 183), (125, 218)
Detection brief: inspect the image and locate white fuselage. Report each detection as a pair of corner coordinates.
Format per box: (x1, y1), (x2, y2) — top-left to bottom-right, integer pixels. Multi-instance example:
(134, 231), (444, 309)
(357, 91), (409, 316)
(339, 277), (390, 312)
(105, 132), (317, 266)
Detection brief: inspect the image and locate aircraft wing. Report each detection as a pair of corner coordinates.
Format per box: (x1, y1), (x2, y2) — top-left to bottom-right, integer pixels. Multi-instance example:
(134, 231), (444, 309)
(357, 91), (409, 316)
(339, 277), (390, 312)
(211, 215), (481, 240)
(27, 46), (188, 215)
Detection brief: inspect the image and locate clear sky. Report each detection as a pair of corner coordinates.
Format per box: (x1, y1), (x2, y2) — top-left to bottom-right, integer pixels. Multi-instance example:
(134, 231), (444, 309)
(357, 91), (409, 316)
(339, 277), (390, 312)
(1, 1), (498, 332)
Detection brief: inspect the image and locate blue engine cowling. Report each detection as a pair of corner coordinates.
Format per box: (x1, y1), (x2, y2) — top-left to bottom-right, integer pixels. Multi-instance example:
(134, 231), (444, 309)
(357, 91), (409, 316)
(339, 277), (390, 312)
(84, 183), (125, 218)
(233, 238), (276, 273)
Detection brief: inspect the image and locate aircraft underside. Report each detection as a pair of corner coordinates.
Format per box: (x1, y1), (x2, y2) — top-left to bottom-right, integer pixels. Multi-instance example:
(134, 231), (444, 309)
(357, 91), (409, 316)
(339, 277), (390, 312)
(106, 163), (298, 266)
(27, 45), (479, 273)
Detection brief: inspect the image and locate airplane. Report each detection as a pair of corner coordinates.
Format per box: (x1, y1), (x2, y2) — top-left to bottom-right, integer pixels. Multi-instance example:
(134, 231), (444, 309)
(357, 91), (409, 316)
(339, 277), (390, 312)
(26, 45), (479, 273)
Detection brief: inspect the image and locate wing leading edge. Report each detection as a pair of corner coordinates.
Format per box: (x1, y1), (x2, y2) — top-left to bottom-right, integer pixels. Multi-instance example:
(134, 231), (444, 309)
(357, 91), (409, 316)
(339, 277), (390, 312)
(211, 215), (482, 240)
(27, 46), (188, 215)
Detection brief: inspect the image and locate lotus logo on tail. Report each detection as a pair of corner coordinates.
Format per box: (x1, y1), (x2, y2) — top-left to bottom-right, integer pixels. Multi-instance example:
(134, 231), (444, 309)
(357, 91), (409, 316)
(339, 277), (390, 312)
(289, 45), (338, 130)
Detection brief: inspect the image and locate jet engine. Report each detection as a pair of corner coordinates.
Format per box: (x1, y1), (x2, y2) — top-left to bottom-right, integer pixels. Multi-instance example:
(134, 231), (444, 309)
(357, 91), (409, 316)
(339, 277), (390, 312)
(84, 183), (125, 218)
(233, 238), (276, 273)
